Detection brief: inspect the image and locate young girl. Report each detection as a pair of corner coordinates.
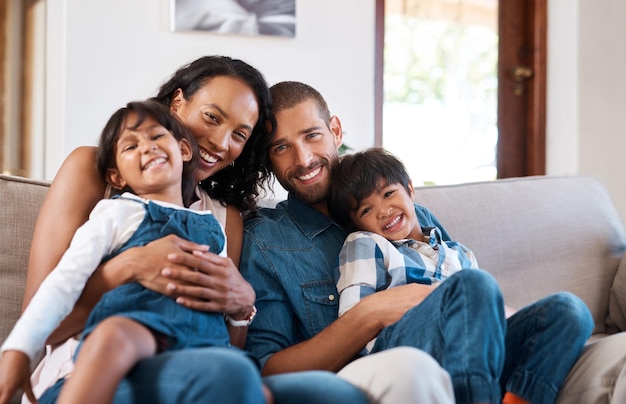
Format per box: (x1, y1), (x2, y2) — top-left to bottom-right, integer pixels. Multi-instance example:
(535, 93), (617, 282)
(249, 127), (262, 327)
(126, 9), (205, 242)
(0, 100), (264, 404)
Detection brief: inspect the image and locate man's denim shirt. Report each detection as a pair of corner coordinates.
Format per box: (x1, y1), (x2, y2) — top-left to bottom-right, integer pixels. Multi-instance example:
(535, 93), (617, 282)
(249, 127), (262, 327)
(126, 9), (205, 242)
(241, 193), (449, 369)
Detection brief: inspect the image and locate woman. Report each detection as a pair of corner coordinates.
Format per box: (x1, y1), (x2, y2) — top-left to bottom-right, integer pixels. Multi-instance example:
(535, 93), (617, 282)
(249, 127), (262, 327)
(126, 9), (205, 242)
(20, 56), (366, 404)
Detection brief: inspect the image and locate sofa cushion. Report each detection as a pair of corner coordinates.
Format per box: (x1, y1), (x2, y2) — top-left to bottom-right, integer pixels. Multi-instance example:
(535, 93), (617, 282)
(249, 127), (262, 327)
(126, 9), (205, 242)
(0, 174), (50, 344)
(1, 174), (624, 344)
(413, 176), (626, 335)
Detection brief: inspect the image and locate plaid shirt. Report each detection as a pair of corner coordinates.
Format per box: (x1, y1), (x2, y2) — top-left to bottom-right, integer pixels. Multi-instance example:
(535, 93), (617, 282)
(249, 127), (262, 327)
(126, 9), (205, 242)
(335, 228), (478, 352)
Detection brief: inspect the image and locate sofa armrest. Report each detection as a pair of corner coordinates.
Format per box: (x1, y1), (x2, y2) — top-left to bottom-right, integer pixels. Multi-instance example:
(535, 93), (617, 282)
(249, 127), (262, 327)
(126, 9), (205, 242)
(607, 253), (626, 333)
(0, 175), (50, 343)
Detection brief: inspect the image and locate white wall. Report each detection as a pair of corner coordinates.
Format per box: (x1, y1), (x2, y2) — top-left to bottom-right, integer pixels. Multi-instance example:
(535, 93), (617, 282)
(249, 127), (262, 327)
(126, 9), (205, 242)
(43, 0), (626, 224)
(578, 0), (626, 226)
(546, 0), (578, 176)
(43, 0), (376, 180)
(547, 0), (626, 225)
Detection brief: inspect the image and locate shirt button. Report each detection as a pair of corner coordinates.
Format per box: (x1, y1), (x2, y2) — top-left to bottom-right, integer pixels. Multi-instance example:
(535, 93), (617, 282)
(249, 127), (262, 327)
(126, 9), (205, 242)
(328, 295), (335, 301)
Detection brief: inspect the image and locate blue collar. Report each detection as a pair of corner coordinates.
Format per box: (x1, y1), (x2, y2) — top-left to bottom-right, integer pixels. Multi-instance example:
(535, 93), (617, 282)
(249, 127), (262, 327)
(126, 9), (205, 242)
(283, 193), (345, 240)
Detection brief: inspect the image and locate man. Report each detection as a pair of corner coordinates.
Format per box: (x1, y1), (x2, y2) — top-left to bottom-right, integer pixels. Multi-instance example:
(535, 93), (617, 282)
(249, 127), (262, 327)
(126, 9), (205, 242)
(240, 81), (455, 403)
(241, 80), (626, 404)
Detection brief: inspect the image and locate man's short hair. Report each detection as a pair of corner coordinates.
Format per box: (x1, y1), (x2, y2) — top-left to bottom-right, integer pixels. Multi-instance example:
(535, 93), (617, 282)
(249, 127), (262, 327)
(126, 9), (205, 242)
(270, 81), (331, 125)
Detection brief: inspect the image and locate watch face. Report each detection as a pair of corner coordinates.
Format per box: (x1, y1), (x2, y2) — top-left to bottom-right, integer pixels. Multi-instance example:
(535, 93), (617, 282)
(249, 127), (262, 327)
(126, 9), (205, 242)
(247, 305), (258, 324)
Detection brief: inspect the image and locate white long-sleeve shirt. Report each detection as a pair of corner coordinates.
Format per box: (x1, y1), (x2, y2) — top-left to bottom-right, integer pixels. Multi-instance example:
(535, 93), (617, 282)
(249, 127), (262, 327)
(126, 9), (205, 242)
(1, 193), (223, 361)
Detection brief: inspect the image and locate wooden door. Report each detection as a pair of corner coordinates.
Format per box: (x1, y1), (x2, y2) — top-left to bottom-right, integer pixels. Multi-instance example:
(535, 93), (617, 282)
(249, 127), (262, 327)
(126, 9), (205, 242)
(497, 0), (546, 177)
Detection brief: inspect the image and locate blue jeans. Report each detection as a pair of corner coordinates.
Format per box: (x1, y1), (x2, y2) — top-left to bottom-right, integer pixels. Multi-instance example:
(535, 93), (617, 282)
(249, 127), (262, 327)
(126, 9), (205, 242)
(501, 291), (593, 403)
(372, 269), (593, 404)
(39, 346), (368, 404)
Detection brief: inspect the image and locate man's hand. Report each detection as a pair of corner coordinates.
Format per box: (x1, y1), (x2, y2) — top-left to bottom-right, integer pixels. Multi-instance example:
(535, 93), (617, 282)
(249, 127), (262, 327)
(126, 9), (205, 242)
(359, 283), (437, 330)
(0, 351), (36, 404)
(160, 250), (256, 318)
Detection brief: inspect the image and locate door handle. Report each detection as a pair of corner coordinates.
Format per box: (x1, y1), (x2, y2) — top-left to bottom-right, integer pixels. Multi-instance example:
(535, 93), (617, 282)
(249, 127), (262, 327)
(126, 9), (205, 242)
(512, 66), (533, 82)
(511, 66), (533, 95)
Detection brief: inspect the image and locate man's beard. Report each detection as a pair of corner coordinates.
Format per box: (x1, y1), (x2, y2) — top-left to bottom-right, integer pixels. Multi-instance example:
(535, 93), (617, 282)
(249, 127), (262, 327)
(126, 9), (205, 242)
(289, 179), (329, 205)
(278, 158), (336, 205)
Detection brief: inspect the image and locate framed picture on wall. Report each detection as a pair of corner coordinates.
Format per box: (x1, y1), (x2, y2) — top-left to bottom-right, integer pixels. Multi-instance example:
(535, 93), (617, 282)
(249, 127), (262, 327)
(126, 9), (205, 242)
(170, 0), (296, 37)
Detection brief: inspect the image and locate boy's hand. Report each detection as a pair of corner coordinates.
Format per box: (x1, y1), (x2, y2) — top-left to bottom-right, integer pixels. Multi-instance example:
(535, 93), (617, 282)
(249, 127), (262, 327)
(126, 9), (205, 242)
(0, 350), (36, 404)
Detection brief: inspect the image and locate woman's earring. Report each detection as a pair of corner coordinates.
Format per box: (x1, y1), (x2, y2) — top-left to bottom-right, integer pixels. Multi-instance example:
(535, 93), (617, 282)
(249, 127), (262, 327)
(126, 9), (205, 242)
(230, 161), (235, 167)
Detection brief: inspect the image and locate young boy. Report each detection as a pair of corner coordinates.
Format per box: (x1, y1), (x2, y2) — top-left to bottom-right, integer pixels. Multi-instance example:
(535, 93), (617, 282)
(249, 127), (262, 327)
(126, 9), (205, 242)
(328, 147), (594, 404)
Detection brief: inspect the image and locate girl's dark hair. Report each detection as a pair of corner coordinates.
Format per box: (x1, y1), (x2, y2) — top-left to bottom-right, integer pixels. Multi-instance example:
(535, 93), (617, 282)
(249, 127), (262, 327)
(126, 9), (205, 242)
(328, 148), (412, 230)
(152, 55), (275, 215)
(97, 100), (199, 207)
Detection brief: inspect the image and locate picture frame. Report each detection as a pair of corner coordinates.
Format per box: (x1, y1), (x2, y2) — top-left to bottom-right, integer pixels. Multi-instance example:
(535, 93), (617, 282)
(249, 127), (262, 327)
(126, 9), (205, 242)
(170, 0), (296, 37)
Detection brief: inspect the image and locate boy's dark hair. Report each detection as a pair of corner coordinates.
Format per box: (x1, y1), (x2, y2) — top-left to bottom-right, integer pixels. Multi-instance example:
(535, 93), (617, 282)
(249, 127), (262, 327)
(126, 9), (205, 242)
(97, 100), (199, 207)
(153, 55), (275, 215)
(328, 147), (413, 230)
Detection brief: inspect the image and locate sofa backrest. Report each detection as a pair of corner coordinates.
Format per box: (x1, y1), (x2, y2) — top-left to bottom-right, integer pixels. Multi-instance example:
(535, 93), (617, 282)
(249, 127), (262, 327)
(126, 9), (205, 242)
(0, 174), (50, 344)
(1, 174), (624, 345)
(413, 175), (626, 334)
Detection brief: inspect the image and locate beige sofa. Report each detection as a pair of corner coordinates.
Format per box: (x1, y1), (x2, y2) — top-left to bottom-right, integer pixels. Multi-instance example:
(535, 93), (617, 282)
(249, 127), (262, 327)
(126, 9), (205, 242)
(2, 173), (626, 402)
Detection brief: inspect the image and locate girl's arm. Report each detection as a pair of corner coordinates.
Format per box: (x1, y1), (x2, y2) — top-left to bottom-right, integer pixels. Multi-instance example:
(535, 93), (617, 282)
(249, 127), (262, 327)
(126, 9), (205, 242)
(24, 147), (105, 310)
(25, 146), (111, 344)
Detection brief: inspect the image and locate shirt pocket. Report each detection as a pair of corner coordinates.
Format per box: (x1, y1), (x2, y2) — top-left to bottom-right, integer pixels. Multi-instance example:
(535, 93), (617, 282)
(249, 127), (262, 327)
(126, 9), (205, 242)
(301, 278), (339, 336)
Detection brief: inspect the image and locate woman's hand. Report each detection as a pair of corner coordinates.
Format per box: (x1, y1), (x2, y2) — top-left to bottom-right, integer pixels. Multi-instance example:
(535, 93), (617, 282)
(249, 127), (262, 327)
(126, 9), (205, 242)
(124, 235), (209, 292)
(160, 250), (256, 318)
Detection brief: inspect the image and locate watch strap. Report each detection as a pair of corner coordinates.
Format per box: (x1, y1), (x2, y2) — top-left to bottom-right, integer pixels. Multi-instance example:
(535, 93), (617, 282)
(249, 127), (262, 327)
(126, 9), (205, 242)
(225, 305), (257, 327)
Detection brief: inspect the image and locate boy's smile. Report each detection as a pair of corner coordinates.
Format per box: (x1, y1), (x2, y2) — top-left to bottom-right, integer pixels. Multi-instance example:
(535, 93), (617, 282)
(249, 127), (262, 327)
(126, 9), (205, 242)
(350, 180), (424, 241)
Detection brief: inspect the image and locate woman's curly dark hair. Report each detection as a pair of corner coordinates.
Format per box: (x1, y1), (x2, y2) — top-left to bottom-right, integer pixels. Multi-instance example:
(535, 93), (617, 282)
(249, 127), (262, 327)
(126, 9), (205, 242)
(153, 55), (275, 215)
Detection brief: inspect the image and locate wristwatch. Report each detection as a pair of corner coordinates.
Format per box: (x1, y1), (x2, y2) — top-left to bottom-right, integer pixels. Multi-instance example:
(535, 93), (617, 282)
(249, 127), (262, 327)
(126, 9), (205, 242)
(225, 305), (257, 327)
